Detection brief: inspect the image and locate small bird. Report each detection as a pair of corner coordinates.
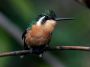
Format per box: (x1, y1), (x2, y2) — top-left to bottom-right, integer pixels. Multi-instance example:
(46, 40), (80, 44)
(22, 10), (73, 56)
(75, 0), (90, 9)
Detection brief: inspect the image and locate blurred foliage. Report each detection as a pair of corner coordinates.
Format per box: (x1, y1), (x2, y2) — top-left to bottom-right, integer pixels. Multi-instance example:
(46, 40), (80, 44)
(0, 0), (90, 67)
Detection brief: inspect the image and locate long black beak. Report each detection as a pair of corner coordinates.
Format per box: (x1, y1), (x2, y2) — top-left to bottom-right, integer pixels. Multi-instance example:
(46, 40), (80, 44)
(55, 18), (74, 21)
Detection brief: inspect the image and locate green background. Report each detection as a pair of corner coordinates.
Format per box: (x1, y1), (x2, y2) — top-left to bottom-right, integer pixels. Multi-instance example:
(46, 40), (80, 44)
(0, 0), (90, 67)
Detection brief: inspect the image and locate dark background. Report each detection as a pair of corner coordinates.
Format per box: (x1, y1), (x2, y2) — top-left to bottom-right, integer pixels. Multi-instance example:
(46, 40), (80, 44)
(0, 0), (90, 67)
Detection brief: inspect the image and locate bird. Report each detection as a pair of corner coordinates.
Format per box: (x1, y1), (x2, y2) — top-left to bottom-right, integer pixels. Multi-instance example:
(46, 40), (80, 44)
(22, 10), (74, 56)
(75, 0), (90, 9)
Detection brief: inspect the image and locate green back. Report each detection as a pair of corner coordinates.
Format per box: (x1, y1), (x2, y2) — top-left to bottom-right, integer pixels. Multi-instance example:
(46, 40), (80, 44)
(26, 18), (37, 29)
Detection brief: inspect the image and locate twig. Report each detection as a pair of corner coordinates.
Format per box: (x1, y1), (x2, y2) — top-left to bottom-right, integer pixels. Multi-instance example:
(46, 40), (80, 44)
(49, 46), (90, 51)
(0, 50), (32, 57)
(0, 46), (90, 57)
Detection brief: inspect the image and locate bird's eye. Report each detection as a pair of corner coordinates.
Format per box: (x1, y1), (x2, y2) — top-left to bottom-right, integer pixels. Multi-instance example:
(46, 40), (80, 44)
(45, 16), (48, 20)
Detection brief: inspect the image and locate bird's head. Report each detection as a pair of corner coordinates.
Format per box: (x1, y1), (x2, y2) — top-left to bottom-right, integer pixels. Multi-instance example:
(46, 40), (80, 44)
(36, 10), (56, 26)
(36, 10), (74, 26)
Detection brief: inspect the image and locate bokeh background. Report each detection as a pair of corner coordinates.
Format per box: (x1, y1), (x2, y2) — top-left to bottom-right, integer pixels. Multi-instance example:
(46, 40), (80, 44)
(0, 0), (90, 67)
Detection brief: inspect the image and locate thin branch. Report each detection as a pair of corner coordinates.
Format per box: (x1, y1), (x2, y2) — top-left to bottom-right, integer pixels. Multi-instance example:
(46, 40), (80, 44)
(49, 46), (90, 51)
(0, 50), (32, 57)
(0, 46), (90, 57)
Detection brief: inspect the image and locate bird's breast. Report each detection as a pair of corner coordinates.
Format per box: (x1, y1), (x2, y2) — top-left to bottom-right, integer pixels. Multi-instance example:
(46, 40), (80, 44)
(25, 25), (51, 47)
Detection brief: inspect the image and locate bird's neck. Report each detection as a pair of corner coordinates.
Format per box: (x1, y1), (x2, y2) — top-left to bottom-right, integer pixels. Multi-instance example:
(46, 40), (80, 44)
(43, 20), (56, 32)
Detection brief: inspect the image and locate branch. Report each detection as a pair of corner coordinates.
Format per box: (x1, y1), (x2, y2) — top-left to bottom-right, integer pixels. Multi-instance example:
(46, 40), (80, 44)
(0, 50), (32, 57)
(50, 46), (90, 51)
(0, 46), (90, 57)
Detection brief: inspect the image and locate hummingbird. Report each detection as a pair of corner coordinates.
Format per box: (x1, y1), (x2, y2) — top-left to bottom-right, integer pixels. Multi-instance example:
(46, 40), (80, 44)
(22, 10), (74, 56)
(75, 0), (90, 9)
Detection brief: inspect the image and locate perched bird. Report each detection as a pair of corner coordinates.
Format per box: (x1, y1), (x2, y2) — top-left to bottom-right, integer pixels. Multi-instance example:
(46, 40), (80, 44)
(75, 0), (90, 9)
(22, 10), (73, 56)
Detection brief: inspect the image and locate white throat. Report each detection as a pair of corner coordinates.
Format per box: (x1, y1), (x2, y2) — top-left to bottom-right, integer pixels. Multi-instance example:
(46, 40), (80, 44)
(36, 16), (45, 26)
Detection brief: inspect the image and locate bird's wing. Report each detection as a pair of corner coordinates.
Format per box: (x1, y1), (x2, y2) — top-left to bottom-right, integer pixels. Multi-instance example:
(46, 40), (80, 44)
(22, 29), (30, 50)
(22, 29), (27, 40)
(22, 19), (36, 49)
